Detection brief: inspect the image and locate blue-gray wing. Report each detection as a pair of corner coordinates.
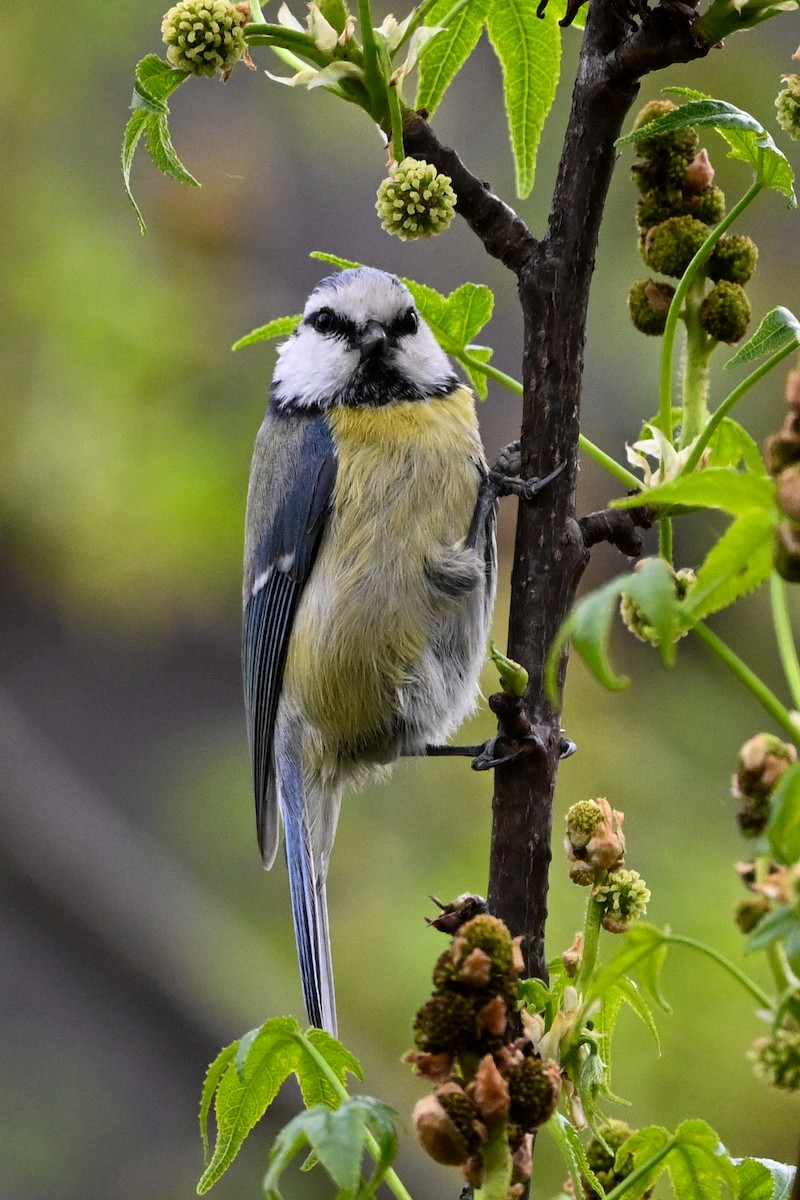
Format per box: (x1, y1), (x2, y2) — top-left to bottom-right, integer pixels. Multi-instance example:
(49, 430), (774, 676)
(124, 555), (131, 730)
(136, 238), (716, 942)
(242, 411), (337, 866)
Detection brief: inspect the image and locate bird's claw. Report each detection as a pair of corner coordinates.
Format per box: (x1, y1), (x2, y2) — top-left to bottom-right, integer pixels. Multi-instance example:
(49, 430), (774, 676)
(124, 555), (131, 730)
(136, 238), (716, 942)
(488, 440), (565, 502)
(470, 731), (577, 770)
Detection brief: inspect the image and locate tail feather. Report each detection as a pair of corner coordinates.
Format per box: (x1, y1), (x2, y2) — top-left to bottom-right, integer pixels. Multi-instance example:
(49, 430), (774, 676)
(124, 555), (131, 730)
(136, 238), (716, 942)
(278, 752), (338, 1035)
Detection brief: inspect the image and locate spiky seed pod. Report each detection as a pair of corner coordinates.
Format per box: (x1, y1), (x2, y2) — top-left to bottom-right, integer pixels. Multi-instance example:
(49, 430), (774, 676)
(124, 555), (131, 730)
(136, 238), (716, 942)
(594, 868), (651, 930)
(684, 184), (726, 226)
(436, 1084), (484, 1155)
(413, 991), (476, 1052)
(453, 915), (515, 978)
(749, 1028), (800, 1090)
(733, 733), (797, 802)
(777, 465), (800, 523)
(632, 155), (691, 193)
(376, 157), (456, 240)
(643, 215), (710, 277)
(413, 1093), (472, 1165)
(734, 896), (771, 934)
(774, 520), (800, 584)
(583, 1121), (651, 1199)
(636, 190), (682, 232)
(698, 280), (751, 344)
(776, 75), (800, 141)
(708, 235), (758, 285)
(161, 0), (247, 76)
(628, 279), (675, 335)
(506, 1057), (561, 1131)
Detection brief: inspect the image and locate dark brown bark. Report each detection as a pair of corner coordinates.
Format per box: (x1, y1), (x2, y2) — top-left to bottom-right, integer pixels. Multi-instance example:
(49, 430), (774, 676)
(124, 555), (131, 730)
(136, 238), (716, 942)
(411, 0), (713, 986)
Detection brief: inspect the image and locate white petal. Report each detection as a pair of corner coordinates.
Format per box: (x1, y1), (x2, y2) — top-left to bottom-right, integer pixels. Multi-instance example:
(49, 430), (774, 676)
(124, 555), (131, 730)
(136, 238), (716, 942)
(277, 3), (304, 30)
(265, 66), (319, 85)
(308, 4), (339, 53)
(306, 60), (365, 88)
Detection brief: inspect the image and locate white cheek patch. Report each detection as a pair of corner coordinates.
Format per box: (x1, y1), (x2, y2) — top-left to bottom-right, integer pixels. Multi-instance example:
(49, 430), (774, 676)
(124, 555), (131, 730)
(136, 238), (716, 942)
(394, 323), (455, 393)
(273, 326), (358, 409)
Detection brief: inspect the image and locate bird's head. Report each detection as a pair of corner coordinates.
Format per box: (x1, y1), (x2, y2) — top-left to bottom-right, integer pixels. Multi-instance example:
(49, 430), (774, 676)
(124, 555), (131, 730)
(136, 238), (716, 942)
(271, 268), (458, 411)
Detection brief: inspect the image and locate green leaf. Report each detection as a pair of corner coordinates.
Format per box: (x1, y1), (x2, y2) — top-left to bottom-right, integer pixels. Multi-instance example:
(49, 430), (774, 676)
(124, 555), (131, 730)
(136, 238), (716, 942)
(298, 1028), (364, 1108)
(683, 509), (777, 621)
(232, 314), (303, 351)
(735, 1159), (796, 1200)
(747, 904), (800, 953)
(587, 923), (672, 1013)
(767, 760), (800, 864)
(727, 307), (800, 368)
(263, 1097), (399, 1198)
(485, 0), (562, 197)
(519, 976), (554, 1013)
(144, 113), (200, 188)
(548, 1112), (605, 1199)
(416, 0), (490, 114)
(547, 558), (682, 699)
(462, 344), (493, 398)
(616, 1125), (672, 1199)
(609, 975), (662, 1053)
(133, 54), (189, 108)
(664, 89), (797, 204)
(666, 1119), (739, 1199)
(707, 418), (768, 476)
(613, 468), (776, 517)
(199, 1040), (240, 1164)
(121, 110), (150, 234)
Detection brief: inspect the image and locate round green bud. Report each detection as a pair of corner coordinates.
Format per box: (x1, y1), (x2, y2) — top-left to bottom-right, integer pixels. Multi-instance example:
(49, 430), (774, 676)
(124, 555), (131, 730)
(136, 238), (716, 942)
(776, 75), (800, 142)
(632, 155), (691, 193)
(455, 914), (515, 975)
(506, 1057), (561, 1131)
(376, 157), (456, 240)
(749, 1028), (800, 1090)
(413, 991), (476, 1052)
(628, 278), (675, 336)
(161, 0), (247, 77)
(699, 280), (751, 344)
(636, 190), (682, 232)
(684, 184), (726, 226)
(643, 215), (709, 277)
(565, 800), (605, 847)
(709, 235), (758, 285)
(594, 868), (651, 929)
(583, 1121), (650, 1199)
(632, 100), (700, 161)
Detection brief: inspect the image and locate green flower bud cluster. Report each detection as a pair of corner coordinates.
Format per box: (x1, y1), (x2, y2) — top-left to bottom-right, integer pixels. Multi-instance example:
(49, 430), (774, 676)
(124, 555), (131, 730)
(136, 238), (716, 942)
(407, 909), (561, 1192)
(582, 1121), (653, 1199)
(765, 371), (800, 582)
(620, 561), (695, 646)
(376, 157), (457, 240)
(593, 868), (651, 932)
(776, 75), (800, 142)
(161, 0), (247, 77)
(629, 99), (756, 344)
(731, 732), (797, 837)
(749, 1027), (800, 1090)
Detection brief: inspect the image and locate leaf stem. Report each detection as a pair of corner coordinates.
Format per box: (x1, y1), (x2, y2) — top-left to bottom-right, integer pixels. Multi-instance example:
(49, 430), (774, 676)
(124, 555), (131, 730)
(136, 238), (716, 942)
(691, 619), (800, 742)
(682, 339), (799, 475)
(770, 572), (800, 710)
(575, 881), (605, 999)
(457, 350), (643, 490)
(377, 38), (405, 157)
(475, 1119), (513, 1200)
(248, 0), (265, 21)
(665, 932), (773, 1009)
(357, 0), (387, 114)
(659, 179), (765, 441)
(290, 1033), (415, 1200)
(679, 273), (713, 448)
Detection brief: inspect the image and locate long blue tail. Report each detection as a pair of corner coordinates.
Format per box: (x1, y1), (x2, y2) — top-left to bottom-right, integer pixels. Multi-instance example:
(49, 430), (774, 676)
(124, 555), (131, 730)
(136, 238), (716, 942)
(278, 753), (337, 1035)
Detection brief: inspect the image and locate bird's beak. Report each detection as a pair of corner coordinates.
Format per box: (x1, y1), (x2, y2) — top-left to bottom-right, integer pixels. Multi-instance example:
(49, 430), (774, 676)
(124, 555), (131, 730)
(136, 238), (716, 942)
(358, 320), (389, 362)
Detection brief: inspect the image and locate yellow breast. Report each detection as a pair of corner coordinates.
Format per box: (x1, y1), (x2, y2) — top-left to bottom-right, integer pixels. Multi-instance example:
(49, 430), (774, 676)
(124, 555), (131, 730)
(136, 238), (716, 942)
(283, 386), (485, 766)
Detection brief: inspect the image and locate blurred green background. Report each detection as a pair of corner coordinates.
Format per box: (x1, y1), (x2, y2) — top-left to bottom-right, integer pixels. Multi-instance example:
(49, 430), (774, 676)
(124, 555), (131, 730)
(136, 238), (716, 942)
(1, 3), (798, 1197)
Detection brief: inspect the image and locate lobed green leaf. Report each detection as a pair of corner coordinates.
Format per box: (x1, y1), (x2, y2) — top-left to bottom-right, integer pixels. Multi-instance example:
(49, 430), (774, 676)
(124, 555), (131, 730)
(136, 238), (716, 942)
(736, 1157), (796, 1200)
(462, 344), (493, 398)
(615, 1125), (672, 1199)
(121, 110), (150, 234)
(199, 1039), (240, 1163)
(766, 760), (800, 865)
(416, 0), (490, 114)
(666, 1118), (740, 1200)
(298, 1028), (363, 1108)
(485, 0), (561, 197)
(122, 57), (197, 233)
(708, 417), (767, 476)
(683, 509), (777, 622)
(726, 307), (800, 368)
(613, 468), (776, 518)
(144, 113), (201, 189)
(548, 1112), (605, 1199)
(232, 314), (303, 350)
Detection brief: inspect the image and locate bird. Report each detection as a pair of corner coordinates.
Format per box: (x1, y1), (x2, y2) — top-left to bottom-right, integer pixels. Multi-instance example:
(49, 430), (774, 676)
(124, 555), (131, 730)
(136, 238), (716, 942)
(242, 266), (498, 1035)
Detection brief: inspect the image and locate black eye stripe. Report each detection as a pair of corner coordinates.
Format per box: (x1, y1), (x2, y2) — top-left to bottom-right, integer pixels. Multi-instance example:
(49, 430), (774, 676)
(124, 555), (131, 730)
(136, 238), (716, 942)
(389, 308), (419, 339)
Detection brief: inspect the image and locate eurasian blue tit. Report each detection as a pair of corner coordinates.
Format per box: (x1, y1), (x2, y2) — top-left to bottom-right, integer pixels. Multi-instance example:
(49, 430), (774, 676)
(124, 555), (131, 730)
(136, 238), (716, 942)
(243, 267), (497, 1034)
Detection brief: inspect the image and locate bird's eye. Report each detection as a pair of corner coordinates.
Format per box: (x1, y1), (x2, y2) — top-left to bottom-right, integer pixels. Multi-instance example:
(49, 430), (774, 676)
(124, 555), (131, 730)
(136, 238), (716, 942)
(395, 309), (419, 337)
(312, 308), (335, 333)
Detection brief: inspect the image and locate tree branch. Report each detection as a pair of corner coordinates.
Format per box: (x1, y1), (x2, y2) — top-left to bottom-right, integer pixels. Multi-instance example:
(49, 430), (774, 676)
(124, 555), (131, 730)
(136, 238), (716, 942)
(579, 505), (652, 555)
(402, 110), (538, 274)
(606, 1), (711, 82)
